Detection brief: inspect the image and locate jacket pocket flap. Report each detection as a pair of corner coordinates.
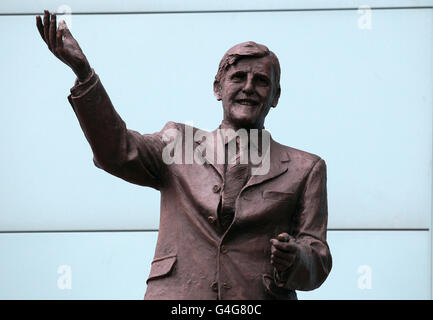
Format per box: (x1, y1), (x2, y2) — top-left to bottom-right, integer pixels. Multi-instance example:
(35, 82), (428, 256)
(146, 255), (177, 283)
(263, 190), (294, 201)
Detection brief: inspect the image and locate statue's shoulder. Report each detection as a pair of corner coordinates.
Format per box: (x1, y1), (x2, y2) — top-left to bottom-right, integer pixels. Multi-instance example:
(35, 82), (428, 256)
(161, 121), (211, 133)
(273, 138), (323, 166)
(160, 121), (182, 131)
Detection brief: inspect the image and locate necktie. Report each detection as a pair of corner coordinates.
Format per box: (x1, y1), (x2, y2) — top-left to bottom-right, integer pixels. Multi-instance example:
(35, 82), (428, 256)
(219, 139), (250, 231)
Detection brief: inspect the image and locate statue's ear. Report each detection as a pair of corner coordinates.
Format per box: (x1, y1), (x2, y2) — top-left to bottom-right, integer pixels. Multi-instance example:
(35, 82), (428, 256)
(213, 80), (222, 101)
(271, 86), (281, 108)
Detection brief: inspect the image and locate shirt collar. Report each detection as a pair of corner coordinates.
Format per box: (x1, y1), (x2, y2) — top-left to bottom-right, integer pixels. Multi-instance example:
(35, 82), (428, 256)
(217, 120), (265, 153)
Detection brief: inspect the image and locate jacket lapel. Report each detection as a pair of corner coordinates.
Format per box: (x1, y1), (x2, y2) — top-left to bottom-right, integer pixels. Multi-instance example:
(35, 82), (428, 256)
(193, 129), (224, 178)
(242, 137), (290, 191)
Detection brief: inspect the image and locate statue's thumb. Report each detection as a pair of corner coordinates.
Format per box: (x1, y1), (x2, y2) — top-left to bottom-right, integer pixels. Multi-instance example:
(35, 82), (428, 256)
(59, 20), (72, 38)
(277, 233), (291, 242)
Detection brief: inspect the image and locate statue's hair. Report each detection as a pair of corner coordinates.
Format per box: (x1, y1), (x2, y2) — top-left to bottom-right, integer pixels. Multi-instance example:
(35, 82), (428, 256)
(214, 41), (281, 91)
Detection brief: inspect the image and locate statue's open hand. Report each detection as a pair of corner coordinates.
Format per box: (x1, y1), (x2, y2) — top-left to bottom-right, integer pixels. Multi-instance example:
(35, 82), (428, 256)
(36, 10), (91, 81)
(270, 233), (298, 272)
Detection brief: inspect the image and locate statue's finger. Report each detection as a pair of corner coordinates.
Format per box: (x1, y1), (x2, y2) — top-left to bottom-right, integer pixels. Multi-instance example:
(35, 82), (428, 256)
(271, 255), (291, 269)
(272, 248), (291, 260)
(56, 27), (63, 46)
(273, 253), (295, 266)
(49, 13), (57, 51)
(271, 239), (297, 253)
(271, 260), (286, 271)
(43, 10), (51, 50)
(36, 16), (46, 43)
(56, 27), (64, 52)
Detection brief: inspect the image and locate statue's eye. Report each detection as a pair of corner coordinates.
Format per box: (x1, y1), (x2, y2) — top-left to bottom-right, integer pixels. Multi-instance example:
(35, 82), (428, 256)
(256, 76), (270, 87)
(231, 72), (246, 82)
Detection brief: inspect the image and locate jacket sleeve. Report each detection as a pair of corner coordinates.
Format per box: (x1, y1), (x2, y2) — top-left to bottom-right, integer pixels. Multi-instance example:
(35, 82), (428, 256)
(67, 69), (172, 190)
(275, 158), (332, 291)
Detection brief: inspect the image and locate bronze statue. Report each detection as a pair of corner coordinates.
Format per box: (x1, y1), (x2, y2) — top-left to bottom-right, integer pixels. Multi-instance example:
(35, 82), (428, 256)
(36, 10), (332, 300)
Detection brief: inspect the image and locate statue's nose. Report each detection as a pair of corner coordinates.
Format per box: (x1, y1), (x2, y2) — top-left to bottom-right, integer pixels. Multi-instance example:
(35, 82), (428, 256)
(242, 77), (254, 94)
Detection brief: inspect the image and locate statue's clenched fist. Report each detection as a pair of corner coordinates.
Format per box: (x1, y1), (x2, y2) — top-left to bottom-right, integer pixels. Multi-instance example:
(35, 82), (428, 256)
(270, 232), (299, 272)
(36, 10), (91, 81)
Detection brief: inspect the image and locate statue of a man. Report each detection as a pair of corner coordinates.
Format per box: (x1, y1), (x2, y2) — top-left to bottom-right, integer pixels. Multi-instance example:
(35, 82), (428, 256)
(36, 10), (332, 300)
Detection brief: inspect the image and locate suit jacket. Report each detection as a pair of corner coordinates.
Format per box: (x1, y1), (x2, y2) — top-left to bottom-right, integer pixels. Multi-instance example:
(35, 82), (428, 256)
(67, 70), (332, 300)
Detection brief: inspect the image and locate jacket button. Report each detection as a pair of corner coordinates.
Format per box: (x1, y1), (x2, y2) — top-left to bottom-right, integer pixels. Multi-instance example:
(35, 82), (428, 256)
(220, 245), (228, 254)
(210, 281), (218, 292)
(212, 184), (221, 193)
(207, 216), (216, 224)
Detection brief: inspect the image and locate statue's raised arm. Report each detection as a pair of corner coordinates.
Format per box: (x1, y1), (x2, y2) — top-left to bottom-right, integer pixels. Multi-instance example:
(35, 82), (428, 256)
(35, 10), (169, 190)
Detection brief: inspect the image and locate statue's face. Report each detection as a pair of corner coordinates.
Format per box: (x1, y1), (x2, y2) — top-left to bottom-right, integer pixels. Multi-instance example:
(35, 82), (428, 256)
(215, 56), (280, 129)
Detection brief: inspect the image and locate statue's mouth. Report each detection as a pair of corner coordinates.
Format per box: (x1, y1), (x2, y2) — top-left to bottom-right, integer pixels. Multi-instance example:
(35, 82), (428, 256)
(236, 99), (259, 106)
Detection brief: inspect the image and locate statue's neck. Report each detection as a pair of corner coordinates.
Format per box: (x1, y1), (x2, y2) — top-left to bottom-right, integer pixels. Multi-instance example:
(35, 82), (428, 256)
(219, 119), (265, 133)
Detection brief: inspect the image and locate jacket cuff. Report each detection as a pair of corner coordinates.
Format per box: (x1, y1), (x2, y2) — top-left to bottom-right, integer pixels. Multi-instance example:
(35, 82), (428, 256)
(70, 68), (98, 98)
